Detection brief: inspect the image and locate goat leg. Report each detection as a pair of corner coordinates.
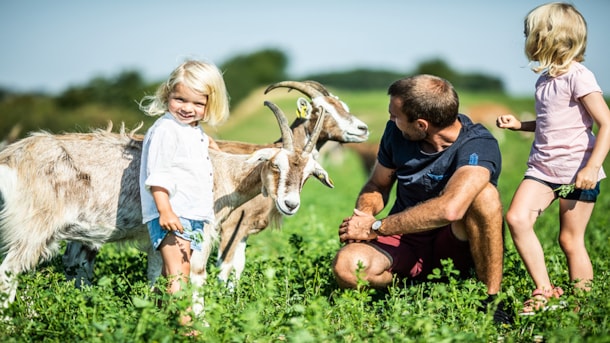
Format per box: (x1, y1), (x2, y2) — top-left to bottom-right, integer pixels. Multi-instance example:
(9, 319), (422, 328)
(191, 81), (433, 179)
(62, 241), (98, 288)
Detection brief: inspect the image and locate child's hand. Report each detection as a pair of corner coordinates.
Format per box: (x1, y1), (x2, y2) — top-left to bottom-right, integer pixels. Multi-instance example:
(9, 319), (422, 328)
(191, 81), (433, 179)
(575, 166), (599, 190)
(159, 212), (184, 233)
(496, 114), (521, 130)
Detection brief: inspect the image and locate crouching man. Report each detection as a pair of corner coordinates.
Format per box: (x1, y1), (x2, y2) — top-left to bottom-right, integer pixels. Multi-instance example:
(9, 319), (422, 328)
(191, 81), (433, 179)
(332, 74), (510, 324)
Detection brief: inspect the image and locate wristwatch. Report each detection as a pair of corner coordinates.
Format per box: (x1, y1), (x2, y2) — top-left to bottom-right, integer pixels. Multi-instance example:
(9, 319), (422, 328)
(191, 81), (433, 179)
(371, 219), (382, 232)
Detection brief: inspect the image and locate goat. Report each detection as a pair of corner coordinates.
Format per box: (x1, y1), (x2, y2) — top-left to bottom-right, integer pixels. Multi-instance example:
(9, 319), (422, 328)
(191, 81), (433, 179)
(343, 142), (379, 174)
(0, 101), (331, 314)
(215, 80), (369, 285)
(0, 124), (22, 151)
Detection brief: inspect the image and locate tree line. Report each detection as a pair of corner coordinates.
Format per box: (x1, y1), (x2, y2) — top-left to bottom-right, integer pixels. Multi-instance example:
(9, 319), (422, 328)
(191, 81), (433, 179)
(0, 48), (504, 140)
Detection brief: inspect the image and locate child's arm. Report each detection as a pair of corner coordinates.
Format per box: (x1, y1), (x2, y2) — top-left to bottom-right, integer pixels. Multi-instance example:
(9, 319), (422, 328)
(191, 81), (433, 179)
(496, 114), (536, 132)
(576, 92), (610, 190)
(151, 185), (183, 233)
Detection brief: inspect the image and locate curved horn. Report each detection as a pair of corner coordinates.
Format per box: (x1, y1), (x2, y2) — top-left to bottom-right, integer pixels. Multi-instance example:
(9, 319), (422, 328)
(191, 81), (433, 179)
(303, 107), (326, 154)
(264, 101), (294, 151)
(264, 81), (324, 99)
(301, 80), (331, 96)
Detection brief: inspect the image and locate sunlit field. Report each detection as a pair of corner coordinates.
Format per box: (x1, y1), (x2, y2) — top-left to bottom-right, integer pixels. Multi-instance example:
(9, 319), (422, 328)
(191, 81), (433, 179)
(1, 89), (609, 342)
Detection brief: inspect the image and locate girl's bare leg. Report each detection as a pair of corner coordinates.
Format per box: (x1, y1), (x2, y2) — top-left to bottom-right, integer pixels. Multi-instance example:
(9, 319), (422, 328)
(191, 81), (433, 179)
(558, 198), (595, 290)
(505, 179), (556, 291)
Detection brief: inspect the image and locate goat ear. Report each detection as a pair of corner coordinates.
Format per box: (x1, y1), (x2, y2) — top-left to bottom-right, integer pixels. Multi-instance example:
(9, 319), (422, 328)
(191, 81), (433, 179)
(295, 97), (312, 119)
(311, 162), (334, 189)
(246, 148), (277, 163)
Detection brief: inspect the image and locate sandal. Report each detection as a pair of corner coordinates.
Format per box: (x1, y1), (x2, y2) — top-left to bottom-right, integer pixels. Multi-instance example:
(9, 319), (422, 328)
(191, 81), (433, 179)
(520, 286), (566, 315)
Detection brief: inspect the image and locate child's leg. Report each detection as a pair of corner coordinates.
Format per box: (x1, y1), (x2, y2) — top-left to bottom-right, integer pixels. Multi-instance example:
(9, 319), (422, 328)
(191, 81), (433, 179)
(505, 179), (556, 290)
(159, 233), (192, 294)
(558, 198), (595, 290)
(159, 234), (195, 326)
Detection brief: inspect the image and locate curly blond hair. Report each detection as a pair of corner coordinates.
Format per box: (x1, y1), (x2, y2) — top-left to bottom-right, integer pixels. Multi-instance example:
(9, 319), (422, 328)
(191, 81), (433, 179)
(524, 2), (587, 77)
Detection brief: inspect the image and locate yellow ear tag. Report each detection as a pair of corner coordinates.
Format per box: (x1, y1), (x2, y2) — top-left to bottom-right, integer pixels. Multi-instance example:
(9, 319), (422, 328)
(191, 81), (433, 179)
(296, 104), (308, 119)
(319, 174), (334, 185)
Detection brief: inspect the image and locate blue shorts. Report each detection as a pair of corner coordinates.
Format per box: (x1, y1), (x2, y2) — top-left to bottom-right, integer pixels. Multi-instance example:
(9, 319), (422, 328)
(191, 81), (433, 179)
(146, 217), (209, 251)
(524, 176), (600, 202)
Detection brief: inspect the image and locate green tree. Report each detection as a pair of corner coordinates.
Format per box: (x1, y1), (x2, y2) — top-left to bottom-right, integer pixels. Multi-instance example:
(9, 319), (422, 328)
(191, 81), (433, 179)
(304, 69), (404, 90)
(220, 48), (289, 106)
(414, 58), (459, 82)
(56, 70), (150, 109)
(413, 58), (504, 92)
(458, 72), (504, 92)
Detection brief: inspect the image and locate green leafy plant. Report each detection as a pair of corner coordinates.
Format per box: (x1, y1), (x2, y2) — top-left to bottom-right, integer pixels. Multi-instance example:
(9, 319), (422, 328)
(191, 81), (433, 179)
(554, 184), (575, 197)
(1, 92), (609, 342)
(184, 227), (204, 245)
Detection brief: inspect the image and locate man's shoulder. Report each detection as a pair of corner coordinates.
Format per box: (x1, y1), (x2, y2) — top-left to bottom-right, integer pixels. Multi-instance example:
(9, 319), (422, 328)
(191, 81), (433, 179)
(382, 120), (405, 141)
(459, 115), (496, 140)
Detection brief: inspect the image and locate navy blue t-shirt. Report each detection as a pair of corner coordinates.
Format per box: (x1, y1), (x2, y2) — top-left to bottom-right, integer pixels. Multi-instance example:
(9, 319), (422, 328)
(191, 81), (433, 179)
(377, 114), (501, 215)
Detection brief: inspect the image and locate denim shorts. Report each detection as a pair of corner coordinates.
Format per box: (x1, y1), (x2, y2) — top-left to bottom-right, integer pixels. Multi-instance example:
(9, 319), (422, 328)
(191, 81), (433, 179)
(146, 217), (208, 251)
(524, 176), (601, 202)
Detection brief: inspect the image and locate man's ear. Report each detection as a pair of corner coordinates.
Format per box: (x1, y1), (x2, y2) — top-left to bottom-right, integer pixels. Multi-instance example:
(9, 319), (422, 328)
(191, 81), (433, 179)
(416, 118), (428, 131)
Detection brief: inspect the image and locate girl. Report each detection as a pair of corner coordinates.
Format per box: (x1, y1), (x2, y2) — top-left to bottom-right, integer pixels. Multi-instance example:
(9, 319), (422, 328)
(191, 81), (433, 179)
(139, 60), (230, 324)
(497, 2), (610, 315)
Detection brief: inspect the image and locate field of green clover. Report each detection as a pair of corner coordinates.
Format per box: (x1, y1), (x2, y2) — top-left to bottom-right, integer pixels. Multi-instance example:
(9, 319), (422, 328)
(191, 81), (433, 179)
(1, 90), (609, 342)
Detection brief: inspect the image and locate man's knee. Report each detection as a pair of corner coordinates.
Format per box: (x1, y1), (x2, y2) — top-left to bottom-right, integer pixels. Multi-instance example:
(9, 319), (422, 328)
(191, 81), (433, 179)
(474, 184), (503, 214)
(461, 183), (505, 251)
(332, 243), (392, 289)
(332, 245), (361, 288)
(453, 184), (503, 238)
(465, 183), (504, 231)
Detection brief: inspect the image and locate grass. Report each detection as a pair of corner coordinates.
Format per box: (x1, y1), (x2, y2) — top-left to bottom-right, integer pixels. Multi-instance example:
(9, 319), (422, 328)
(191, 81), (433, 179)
(1, 89), (609, 342)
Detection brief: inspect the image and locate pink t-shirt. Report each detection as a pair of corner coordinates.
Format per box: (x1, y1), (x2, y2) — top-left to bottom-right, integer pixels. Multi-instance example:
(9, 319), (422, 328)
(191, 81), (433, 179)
(525, 62), (606, 184)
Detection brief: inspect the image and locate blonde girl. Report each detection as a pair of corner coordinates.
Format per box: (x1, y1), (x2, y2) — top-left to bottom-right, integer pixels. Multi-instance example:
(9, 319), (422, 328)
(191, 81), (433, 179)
(497, 2), (610, 315)
(139, 60), (229, 325)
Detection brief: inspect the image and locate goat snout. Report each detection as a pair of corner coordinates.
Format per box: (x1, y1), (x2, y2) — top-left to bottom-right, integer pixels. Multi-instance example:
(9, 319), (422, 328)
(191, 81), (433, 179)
(284, 199), (299, 211)
(276, 193), (301, 215)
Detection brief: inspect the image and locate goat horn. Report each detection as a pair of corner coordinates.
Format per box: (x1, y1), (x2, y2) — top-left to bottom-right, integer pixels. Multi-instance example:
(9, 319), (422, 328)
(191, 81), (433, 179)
(303, 107), (326, 154)
(264, 81), (324, 99)
(264, 101), (294, 151)
(301, 80), (331, 96)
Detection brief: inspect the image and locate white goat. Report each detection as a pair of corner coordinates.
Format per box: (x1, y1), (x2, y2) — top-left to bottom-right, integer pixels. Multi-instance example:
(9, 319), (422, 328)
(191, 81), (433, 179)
(0, 101), (331, 313)
(215, 80), (369, 285)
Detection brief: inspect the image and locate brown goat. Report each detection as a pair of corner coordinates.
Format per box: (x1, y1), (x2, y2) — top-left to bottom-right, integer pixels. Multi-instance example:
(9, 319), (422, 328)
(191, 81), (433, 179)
(215, 81), (369, 286)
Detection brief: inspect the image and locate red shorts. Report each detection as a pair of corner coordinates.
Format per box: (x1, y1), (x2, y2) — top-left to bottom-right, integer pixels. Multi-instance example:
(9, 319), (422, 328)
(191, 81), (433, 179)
(369, 225), (474, 281)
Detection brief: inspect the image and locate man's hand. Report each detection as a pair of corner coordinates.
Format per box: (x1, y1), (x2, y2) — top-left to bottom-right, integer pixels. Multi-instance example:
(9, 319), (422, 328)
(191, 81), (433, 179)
(338, 209), (378, 243)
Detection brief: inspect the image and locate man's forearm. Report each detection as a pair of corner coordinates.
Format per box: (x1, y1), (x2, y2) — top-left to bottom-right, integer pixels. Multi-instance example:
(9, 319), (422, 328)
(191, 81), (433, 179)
(376, 167), (491, 236)
(378, 198), (450, 236)
(355, 184), (387, 216)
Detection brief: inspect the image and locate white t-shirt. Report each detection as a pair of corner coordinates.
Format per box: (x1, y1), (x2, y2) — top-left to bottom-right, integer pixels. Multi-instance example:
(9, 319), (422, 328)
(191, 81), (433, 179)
(139, 113), (215, 224)
(526, 62), (606, 184)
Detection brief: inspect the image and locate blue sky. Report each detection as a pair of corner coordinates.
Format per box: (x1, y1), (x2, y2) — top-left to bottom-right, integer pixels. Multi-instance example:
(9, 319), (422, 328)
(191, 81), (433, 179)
(1, 0), (608, 96)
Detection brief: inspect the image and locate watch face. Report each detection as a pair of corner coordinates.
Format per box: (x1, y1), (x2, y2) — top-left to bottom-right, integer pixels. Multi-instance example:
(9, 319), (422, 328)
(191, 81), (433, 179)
(372, 220), (382, 231)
